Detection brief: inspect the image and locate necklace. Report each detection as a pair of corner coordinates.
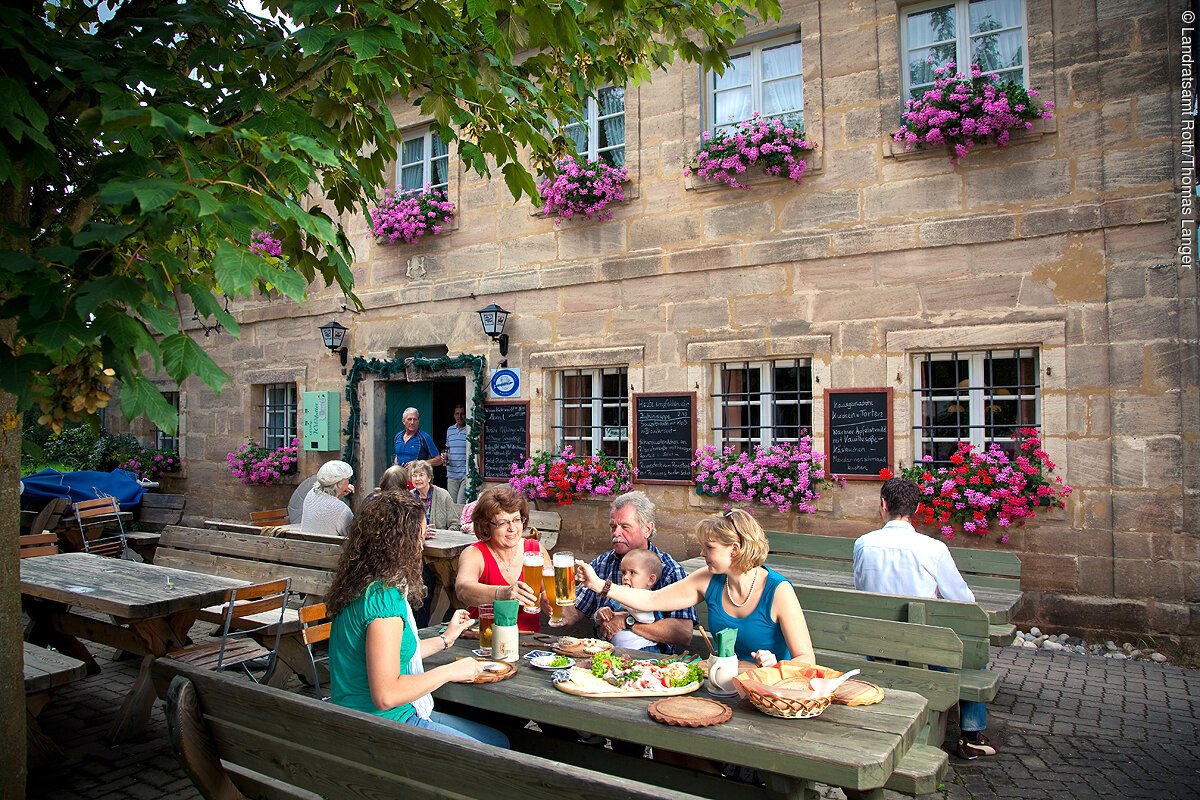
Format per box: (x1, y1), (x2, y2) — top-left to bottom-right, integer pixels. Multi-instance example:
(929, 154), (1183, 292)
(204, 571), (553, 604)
(725, 568), (759, 609)
(486, 543), (522, 577)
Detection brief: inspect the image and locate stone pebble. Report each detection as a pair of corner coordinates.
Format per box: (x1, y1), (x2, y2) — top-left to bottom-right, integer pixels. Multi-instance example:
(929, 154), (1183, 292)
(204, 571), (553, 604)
(1010, 629), (1168, 663)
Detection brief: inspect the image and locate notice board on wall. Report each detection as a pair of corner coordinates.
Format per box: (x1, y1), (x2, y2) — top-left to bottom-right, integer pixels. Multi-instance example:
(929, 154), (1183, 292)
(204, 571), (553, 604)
(481, 401), (530, 481)
(824, 388), (893, 479)
(632, 392), (696, 484)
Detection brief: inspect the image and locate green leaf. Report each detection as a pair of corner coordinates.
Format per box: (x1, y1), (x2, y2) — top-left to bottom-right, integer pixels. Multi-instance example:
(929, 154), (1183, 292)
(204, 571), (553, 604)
(262, 263), (309, 301)
(75, 276), (145, 316)
(160, 333), (229, 392)
(502, 162), (538, 202)
(212, 240), (263, 296)
(129, 178), (184, 212)
(184, 284), (241, 337)
(180, 185), (222, 216)
(74, 223), (138, 247)
(119, 374), (186, 430)
(0, 250), (37, 273)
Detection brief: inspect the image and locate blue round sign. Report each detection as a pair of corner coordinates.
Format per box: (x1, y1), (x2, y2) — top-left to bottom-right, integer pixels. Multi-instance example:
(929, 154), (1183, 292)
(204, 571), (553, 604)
(490, 368), (520, 398)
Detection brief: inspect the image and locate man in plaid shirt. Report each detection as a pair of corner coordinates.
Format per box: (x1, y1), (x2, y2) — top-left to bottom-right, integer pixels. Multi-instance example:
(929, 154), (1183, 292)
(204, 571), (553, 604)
(556, 491), (696, 653)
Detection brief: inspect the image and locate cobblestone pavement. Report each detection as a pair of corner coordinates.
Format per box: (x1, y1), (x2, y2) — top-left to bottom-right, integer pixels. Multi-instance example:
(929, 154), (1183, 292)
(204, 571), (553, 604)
(25, 629), (1200, 799)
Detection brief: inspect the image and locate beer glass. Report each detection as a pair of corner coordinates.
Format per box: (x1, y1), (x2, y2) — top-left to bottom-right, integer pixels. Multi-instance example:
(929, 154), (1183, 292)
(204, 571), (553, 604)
(522, 552), (544, 613)
(478, 603), (494, 650)
(542, 565), (562, 624)
(553, 551), (576, 606)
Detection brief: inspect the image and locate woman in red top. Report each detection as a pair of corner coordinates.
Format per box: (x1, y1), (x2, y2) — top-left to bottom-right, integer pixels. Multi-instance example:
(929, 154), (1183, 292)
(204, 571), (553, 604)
(455, 486), (550, 632)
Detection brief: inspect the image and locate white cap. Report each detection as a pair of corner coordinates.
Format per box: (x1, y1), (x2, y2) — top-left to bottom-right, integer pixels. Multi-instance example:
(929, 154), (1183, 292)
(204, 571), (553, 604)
(315, 460), (353, 487)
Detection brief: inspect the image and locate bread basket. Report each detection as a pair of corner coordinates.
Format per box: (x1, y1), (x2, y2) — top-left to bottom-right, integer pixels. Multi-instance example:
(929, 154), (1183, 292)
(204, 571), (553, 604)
(733, 663), (855, 720)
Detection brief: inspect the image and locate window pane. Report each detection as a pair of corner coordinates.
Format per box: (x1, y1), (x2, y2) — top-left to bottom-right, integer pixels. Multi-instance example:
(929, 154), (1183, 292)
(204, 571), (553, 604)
(762, 76), (804, 118)
(564, 121), (588, 153)
(431, 156), (449, 190)
(908, 45), (958, 94)
(907, 5), (957, 50)
(971, 29), (1024, 75)
(969, 0), (1024, 33)
(431, 133), (448, 158)
(762, 41), (802, 80)
(401, 138), (424, 166)
(400, 165), (423, 190)
(714, 87), (753, 128)
(713, 53), (751, 90)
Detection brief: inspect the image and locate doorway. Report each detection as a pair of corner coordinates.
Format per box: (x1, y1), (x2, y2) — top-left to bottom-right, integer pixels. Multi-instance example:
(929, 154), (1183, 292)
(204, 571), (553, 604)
(382, 377), (467, 489)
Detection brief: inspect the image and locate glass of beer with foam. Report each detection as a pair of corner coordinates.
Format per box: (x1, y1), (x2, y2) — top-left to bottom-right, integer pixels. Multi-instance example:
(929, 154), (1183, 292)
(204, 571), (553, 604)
(553, 551), (576, 606)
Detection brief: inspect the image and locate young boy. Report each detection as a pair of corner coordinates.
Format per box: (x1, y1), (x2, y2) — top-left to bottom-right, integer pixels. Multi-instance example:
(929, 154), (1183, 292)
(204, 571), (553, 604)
(594, 549), (662, 652)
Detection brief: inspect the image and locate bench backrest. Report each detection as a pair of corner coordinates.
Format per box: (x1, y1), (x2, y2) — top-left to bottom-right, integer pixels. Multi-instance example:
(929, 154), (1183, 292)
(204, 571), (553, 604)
(766, 530), (1022, 590)
(249, 506), (291, 528)
(156, 526), (341, 596)
(156, 659), (691, 800)
(135, 493), (186, 531)
(19, 531), (59, 559)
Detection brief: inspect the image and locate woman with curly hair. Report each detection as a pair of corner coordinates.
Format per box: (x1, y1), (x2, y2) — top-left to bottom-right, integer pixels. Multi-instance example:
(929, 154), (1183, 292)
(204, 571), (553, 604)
(326, 491), (508, 746)
(576, 508), (814, 665)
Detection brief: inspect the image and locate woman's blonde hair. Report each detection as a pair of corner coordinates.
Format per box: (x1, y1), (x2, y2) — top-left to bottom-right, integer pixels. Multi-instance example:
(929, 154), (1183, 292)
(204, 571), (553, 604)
(409, 459), (433, 481)
(695, 509), (768, 573)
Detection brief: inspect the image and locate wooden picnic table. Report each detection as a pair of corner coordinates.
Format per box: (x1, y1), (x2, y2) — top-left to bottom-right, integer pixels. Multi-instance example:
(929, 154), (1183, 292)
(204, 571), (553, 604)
(424, 634), (930, 799)
(20, 552), (246, 743)
(680, 557), (1021, 625)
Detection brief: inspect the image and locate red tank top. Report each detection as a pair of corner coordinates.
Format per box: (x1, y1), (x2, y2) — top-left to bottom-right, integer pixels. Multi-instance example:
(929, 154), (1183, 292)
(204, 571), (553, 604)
(467, 539), (541, 633)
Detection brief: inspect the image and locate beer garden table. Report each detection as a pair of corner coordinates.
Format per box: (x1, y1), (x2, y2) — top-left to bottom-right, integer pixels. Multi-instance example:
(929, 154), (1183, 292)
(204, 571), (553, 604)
(423, 633), (930, 800)
(20, 552), (246, 742)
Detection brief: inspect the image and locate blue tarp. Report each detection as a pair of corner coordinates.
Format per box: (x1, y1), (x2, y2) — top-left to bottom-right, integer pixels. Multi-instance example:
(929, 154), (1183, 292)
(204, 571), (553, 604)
(20, 468), (146, 508)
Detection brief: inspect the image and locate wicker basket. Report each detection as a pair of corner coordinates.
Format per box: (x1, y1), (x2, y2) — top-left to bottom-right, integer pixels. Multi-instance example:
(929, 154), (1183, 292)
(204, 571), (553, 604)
(743, 687), (832, 719)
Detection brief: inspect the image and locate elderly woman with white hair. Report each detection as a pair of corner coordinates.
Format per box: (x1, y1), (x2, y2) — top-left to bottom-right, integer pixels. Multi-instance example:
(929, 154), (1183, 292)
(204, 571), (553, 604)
(300, 460), (356, 537)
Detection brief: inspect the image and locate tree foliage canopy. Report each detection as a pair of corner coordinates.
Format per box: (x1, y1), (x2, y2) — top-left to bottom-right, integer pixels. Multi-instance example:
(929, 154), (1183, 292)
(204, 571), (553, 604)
(1, 0), (779, 431)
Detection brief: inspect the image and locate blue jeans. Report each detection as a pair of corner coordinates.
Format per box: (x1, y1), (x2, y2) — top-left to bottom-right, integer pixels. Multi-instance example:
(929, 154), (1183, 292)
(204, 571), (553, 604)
(406, 710), (510, 747)
(931, 664), (988, 733)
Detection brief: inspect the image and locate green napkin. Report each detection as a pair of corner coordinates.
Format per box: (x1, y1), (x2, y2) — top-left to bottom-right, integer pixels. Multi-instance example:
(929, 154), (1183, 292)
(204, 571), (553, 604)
(493, 599), (519, 626)
(716, 627), (737, 658)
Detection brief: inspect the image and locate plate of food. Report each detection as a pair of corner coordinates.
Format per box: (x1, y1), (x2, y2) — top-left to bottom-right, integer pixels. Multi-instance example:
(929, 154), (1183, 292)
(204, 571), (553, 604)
(552, 636), (614, 658)
(469, 659), (518, 684)
(552, 652), (706, 698)
(530, 654), (576, 671)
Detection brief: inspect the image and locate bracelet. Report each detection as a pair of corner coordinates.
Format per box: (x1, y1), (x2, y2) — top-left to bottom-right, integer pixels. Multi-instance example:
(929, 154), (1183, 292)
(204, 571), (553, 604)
(599, 579), (612, 599)
(438, 634), (450, 651)
(494, 587), (501, 601)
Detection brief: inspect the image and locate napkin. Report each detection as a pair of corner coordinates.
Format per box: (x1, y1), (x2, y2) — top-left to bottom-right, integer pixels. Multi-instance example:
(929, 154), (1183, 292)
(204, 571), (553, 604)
(715, 627), (737, 658)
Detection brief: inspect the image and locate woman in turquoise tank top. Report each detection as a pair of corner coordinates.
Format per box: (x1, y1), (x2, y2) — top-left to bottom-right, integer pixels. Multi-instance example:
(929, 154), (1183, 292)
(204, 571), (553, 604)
(576, 509), (814, 665)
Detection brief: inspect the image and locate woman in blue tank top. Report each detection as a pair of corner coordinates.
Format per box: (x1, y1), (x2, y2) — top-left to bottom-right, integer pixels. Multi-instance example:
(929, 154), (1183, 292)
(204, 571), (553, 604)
(577, 509), (814, 665)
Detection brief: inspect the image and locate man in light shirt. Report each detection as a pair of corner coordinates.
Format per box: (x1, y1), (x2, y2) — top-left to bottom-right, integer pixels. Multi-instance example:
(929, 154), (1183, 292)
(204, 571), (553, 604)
(444, 403), (469, 504)
(853, 477), (998, 761)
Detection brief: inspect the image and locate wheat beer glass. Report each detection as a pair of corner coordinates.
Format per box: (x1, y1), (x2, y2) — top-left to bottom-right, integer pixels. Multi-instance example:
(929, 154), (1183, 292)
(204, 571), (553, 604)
(542, 565), (562, 623)
(553, 551), (576, 606)
(522, 552), (544, 613)
(478, 603), (495, 650)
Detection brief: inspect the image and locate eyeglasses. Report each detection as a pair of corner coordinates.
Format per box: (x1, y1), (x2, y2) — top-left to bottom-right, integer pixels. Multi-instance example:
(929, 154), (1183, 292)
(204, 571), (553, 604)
(490, 516), (524, 531)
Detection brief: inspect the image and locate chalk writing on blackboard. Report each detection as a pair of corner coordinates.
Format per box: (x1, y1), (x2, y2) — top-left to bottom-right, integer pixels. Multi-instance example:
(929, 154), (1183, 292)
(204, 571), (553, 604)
(824, 389), (893, 480)
(482, 402), (529, 481)
(633, 393), (696, 484)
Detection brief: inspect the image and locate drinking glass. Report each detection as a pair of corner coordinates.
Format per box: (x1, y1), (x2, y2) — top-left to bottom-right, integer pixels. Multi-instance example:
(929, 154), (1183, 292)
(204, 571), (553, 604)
(478, 603), (494, 650)
(553, 551), (576, 606)
(542, 565), (562, 624)
(522, 552), (544, 613)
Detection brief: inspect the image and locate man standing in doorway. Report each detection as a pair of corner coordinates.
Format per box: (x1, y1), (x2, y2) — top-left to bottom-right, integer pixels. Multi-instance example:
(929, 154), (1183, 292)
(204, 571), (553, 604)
(393, 407), (444, 469)
(444, 404), (469, 504)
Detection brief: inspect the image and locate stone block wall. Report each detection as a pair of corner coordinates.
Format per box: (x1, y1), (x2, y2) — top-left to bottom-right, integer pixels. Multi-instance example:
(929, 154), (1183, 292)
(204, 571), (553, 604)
(116, 1), (1196, 641)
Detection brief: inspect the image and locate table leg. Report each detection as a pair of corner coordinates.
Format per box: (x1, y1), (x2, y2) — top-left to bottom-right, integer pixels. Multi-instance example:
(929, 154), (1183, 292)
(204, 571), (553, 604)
(23, 600), (100, 675)
(108, 654), (157, 743)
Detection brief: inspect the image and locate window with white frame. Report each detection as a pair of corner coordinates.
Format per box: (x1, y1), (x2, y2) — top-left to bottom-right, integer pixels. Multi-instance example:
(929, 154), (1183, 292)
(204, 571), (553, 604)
(397, 128), (449, 193)
(711, 360), (813, 451)
(704, 35), (803, 133)
(901, 0), (1028, 101)
(258, 383), (297, 451)
(912, 348), (1040, 465)
(153, 391), (180, 452)
(563, 86), (626, 167)
(553, 368), (629, 458)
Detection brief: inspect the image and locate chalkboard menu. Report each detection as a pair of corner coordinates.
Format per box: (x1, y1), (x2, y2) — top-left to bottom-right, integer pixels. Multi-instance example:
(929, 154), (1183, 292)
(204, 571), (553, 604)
(824, 388), (893, 480)
(482, 401), (530, 481)
(632, 393), (696, 484)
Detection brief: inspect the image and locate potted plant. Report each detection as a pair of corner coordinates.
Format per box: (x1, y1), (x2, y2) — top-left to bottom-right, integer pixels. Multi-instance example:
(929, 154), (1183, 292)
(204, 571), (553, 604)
(685, 113), (817, 190)
(890, 428), (1072, 542)
(226, 437), (300, 486)
(692, 437), (840, 514)
(893, 62), (1055, 162)
(119, 445), (181, 481)
(369, 186), (455, 244)
(537, 154), (628, 224)
(508, 445), (636, 505)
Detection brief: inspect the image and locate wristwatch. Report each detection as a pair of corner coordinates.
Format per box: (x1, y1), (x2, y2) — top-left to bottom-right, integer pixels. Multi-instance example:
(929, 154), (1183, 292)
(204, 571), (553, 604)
(624, 615), (637, 630)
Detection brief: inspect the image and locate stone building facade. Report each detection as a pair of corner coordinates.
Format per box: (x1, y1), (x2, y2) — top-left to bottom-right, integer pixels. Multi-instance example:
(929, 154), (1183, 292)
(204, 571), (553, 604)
(130, 0), (1195, 640)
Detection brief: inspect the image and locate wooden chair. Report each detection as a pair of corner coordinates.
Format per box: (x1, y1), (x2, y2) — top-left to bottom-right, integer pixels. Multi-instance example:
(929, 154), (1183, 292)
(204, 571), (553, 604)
(20, 497), (70, 536)
(168, 579), (291, 684)
(298, 602), (332, 699)
(19, 532), (59, 559)
(249, 507), (291, 528)
(71, 496), (128, 558)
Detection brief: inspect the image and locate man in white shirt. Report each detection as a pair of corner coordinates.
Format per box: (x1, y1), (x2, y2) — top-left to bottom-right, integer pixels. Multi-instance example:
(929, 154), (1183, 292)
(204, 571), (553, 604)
(853, 477), (998, 761)
(444, 404), (469, 504)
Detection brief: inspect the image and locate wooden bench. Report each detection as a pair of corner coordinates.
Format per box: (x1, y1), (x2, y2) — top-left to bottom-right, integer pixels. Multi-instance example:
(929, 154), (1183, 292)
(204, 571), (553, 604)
(765, 530), (1022, 640)
(154, 658), (692, 800)
(24, 642), (88, 765)
(690, 610), (954, 796)
(526, 509), (561, 551)
(153, 525), (343, 686)
(20, 497), (70, 537)
(134, 492), (186, 530)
